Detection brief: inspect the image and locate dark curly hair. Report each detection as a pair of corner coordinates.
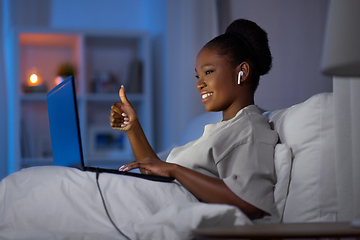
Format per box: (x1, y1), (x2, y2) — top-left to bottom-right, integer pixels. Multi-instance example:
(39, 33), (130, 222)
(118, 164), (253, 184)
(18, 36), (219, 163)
(204, 19), (272, 92)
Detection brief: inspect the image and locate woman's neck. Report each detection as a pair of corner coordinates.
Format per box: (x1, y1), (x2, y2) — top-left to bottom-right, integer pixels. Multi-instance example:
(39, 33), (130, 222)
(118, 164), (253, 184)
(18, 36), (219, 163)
(222, 98), (255, 121)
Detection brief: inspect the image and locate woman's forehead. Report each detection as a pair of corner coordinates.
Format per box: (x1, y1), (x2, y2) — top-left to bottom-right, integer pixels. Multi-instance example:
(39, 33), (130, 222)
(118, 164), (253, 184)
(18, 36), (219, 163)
(196, 47), (227, 69)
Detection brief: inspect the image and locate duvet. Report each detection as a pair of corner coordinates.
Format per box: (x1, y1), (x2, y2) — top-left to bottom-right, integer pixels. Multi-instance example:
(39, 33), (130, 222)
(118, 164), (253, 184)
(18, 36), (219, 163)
(0, 166), (252, 240)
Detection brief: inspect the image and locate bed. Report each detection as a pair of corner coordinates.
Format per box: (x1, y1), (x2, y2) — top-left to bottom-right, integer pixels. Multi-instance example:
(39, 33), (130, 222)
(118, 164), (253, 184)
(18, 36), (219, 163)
(0, 166), (252, 240)
(0, 92), (339, 240)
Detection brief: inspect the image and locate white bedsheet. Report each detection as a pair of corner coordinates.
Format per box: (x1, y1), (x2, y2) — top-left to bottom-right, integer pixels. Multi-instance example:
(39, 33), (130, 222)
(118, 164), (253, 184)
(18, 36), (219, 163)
(0, 166), (252, 240)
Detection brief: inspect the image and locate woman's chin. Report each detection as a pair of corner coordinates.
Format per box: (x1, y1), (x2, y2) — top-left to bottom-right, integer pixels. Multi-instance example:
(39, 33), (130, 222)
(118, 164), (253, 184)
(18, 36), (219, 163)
(204, 105), (220, 112)
(204, 105), (212, 112)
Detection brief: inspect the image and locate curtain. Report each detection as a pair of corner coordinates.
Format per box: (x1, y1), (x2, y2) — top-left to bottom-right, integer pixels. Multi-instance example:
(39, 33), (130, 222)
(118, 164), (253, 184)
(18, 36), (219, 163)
(0, 0), (8, 180)
(162, 0), (219, 150)
(333, 77), (360, 220)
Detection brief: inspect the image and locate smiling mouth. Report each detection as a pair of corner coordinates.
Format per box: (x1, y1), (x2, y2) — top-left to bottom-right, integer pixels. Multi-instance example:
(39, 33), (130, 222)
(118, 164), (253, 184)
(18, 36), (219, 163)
(202, 92), (213, 100)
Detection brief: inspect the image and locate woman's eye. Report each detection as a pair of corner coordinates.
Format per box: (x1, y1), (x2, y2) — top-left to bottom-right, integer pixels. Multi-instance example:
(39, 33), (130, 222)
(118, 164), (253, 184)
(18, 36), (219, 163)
(205, 70), (214, 75)
(195, 70), (214, 80)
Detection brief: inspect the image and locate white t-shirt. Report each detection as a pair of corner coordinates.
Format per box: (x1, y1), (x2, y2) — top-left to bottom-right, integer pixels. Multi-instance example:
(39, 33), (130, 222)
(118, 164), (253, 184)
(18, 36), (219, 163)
(166, 105), (278, 215)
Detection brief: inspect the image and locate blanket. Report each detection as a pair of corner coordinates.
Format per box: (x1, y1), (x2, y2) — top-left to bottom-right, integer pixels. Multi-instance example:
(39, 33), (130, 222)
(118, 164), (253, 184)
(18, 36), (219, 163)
(0, 166), (252, 240)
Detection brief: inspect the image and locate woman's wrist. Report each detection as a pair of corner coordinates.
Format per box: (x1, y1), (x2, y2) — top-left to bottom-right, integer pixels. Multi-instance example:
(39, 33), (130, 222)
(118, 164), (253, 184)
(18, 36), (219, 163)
(124, 118), (141, 134)
(168, 163), (179, 178)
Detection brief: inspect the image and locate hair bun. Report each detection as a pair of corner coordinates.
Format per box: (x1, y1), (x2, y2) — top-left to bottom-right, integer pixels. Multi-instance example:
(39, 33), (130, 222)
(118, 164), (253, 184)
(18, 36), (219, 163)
(225, 19), (272, 76)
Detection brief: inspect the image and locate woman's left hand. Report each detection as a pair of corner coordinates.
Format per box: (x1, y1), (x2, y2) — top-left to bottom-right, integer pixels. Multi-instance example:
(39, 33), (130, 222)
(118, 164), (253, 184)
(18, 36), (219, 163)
(119, 158), (175, 178)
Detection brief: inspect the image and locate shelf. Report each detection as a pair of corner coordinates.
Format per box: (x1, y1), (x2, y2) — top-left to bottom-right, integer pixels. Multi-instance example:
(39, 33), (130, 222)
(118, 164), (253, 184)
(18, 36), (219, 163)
(8, 29), (153, 171)
(84, 93), (144, 102)
(20, 93), (144, 102)
(19, 32), (81, 93)
(20, 33), (79, 47)
(21, 93), (47, 101)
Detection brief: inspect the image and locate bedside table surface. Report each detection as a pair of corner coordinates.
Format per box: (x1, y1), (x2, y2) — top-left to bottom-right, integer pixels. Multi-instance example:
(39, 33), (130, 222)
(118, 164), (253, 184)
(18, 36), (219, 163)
(194, 222), (360, 239)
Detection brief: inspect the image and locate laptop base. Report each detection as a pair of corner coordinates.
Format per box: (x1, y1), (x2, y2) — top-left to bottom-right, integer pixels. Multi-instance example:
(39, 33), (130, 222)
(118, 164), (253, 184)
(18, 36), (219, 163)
(85, 166), (175, 182)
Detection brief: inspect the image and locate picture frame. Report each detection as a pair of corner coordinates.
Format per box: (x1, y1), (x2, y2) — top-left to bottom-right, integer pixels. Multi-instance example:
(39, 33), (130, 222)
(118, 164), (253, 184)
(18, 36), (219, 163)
(88, 125), (132, 160)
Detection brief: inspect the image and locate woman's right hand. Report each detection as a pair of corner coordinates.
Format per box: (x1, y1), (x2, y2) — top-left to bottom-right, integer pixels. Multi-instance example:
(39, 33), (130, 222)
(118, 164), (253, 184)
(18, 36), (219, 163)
(109, 85), (137, 131)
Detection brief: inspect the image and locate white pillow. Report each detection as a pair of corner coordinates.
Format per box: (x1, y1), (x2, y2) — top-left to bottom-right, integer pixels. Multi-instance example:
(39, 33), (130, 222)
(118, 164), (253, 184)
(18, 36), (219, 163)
(273, 144), (292, 222)
(256, 143), (292, 225)
(268, 93), (337, 222)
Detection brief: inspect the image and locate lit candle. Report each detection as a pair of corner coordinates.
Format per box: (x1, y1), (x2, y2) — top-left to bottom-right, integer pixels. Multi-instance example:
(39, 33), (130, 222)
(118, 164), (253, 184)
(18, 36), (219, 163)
(27, 68), (42, 86)
(29, 74), (38, 85)
(23, 68), (46, 93)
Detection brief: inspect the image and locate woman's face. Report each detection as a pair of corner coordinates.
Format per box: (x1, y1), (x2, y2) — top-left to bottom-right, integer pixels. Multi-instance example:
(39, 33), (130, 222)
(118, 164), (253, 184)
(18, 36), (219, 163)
(195, 47), (242, 118)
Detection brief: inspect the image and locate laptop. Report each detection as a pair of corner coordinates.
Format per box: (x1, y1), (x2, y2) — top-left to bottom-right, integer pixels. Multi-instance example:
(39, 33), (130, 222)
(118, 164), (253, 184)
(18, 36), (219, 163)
(46, 76), (174, 182)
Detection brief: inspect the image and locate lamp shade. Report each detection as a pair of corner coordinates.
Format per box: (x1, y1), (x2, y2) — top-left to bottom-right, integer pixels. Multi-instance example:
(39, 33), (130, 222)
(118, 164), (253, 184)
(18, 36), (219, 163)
(321, 0), (360, 76)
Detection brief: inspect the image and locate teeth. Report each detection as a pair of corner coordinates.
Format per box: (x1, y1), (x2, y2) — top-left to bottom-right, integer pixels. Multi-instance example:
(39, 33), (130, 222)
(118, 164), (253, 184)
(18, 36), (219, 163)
(202, 93), (213, 99)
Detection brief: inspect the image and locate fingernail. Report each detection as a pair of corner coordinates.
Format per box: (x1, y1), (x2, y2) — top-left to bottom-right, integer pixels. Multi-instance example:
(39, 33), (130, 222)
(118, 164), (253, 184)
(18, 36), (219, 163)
(119, 167), (128, 172)
(124, 117), (129, 121)
(122, 112), (128, 117)
(124, 121), (130, 125)
(121, 124), (126, 128)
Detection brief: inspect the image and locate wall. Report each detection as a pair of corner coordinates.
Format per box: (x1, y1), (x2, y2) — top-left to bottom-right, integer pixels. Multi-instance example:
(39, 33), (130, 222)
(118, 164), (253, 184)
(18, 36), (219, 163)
(161, 0), (219, 150)
(162, 0), (332, 151)
(160, 0), (332, 151)
(35, 0), (218, 152)
(51, 0), (146, 30)
(226, 0), (332, 111)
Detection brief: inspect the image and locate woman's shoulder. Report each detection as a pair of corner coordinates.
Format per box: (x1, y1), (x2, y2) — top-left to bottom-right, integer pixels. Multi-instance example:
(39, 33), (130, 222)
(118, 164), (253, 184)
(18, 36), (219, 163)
(240, 105), (278, 145)
(218, 105), (277, 145)
(200, 105), (277, 150)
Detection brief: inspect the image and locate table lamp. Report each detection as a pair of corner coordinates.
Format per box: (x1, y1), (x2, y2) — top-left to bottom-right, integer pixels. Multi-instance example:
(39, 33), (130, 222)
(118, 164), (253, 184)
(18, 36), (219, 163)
(321, 0), (360, 227)
(321, 0), (360, 76)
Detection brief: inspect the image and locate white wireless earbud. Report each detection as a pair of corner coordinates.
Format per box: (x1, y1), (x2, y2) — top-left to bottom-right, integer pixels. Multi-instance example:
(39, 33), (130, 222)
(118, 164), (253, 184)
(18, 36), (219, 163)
(238, 71), (244, 85)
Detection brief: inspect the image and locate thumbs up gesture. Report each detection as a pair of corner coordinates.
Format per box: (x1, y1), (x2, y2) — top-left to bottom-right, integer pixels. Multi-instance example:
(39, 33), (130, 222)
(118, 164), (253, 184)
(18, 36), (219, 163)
(109, 85), (137, 131)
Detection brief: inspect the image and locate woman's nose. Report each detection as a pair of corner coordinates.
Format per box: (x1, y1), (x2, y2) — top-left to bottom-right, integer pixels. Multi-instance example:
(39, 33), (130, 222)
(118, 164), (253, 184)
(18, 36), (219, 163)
(197, 79), (206, 91)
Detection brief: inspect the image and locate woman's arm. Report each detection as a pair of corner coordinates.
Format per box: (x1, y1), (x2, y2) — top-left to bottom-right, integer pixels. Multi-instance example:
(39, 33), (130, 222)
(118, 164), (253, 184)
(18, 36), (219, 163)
(124, 119), (158, 161)
(111, 87), (264, 219)
(172, 164), (265, 219)
(120, 158), (265, 220)
(110, 86), (159, 171)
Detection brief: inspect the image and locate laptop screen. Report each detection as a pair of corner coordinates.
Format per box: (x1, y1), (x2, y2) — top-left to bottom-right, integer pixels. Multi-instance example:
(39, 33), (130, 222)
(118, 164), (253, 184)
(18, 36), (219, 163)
(46, 76), (84, 169)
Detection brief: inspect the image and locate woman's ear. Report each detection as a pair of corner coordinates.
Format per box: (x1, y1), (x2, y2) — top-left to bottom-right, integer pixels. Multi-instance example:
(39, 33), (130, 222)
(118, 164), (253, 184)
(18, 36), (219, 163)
(236, 62), (250, 85)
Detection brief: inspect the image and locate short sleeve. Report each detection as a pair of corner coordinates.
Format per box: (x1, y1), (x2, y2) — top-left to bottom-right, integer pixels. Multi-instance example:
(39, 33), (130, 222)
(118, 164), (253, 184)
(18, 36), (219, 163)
(218, 141), (276, 215)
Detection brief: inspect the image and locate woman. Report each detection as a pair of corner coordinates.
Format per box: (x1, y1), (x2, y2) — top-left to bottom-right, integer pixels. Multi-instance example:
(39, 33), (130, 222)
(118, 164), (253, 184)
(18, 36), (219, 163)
(110, 19), (278, 220)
